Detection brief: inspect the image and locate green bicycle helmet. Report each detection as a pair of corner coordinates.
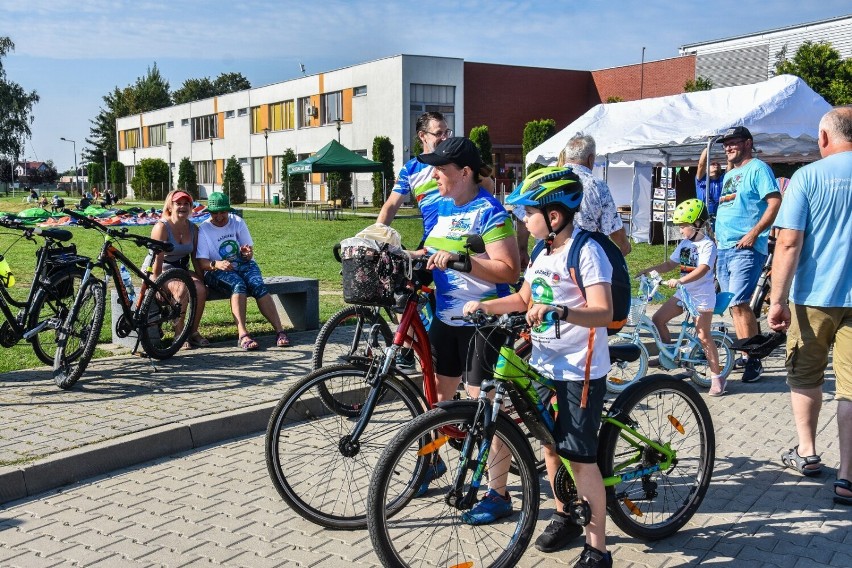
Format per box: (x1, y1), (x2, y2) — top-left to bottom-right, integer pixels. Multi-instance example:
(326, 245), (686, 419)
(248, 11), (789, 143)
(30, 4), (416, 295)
(506, 166), (583, 211)
(672, 198), (708, 227)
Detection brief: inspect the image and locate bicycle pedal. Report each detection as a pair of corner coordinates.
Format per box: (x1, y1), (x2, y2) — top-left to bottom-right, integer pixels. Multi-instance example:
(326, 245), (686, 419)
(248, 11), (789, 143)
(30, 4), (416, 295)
(566, 498), (591, 527)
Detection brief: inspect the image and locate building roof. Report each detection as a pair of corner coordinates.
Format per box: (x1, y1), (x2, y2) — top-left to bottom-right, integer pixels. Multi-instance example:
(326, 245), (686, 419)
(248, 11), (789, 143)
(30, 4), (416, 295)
(680, 14), (851, 51)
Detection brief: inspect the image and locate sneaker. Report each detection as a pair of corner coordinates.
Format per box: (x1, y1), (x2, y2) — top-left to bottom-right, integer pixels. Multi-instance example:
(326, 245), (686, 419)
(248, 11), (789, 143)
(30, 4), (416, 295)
(574, 543), (613, 568)
(534, 514), (583, 553)
(461, 489), (512, 525)
(742, 357), (763, 383)
(734, 356), (747, 370)
(395, 348), (416, 369)
(414, 458), (446, 497)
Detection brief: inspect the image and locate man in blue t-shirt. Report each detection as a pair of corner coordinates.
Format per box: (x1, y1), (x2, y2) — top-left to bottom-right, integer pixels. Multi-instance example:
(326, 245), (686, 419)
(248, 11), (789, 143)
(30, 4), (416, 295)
(714, 126), (781, 382)
(769, 107), (852, 506)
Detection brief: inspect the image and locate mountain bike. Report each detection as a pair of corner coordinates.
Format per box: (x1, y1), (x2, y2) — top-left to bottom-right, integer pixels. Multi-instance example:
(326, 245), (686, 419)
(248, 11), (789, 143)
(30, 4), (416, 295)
(52, 209), (197, 389)
(367, 312), (715, 568)
(265, 236), (540, 530)
(607, 272), (734, 393)
(0, 216), (88, 364)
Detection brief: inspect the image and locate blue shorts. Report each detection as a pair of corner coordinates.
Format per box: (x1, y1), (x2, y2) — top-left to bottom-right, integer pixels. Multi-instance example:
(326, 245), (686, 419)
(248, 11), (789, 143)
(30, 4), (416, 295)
(716, 247), (765, 306)
(204, 259), (268, 299)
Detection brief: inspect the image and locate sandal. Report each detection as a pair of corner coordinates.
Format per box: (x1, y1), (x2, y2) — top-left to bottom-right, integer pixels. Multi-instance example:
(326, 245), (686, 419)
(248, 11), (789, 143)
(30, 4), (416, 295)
(708, 376), (727, 397)
(238, 334), (259, 351)
(780, 446), (822, 476)
(276, 330), (291, 347)
(188, 332), (211, 348)
(833, 479), (852, 506)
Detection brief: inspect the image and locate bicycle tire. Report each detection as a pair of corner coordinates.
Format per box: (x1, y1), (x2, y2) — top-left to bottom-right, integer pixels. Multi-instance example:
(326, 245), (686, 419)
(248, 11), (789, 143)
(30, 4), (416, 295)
(138, 269), (197, 360)
(53, 279), (106, 390)
(599, 375), (715, 540)
(367, 402), (540, 568)
(265, 364), (424, 530)
(687, 330), (733, 388)
(29, 267), (85, 365)
(607, 335), (649, 394)
(751, 278), (770, 333)
(312, 305), (394, 370)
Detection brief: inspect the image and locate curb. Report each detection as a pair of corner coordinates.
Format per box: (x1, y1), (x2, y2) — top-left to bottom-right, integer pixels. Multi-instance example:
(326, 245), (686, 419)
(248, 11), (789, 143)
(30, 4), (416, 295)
(0, 401), (277, 505)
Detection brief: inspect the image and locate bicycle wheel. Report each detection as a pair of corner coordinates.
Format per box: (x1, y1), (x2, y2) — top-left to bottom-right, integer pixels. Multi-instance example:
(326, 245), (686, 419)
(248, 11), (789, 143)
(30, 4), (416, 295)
(312, 305), (394, 370)
(53, 279), (106, 390)
(599, 375), (715, 540)
(368, 403), (540, 568)
(607, 335), (649, 394)
(138, 269), (197, 360)
(29, 267), (85, 365)
(265, 364), (424, 530)
(751, 278), (770, 333)
(687, 330), (733, 388)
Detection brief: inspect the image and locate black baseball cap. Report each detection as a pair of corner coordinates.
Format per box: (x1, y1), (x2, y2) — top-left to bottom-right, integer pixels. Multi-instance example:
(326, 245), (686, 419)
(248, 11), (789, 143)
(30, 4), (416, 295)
(717, 126), (753, 144)
(418, 137), (483, 171)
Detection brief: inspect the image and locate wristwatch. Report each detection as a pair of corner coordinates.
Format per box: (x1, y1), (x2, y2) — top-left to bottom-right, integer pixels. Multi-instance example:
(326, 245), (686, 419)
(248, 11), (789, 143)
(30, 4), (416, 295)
(210, 260), (217, 270)
(556, 304), (569, 321)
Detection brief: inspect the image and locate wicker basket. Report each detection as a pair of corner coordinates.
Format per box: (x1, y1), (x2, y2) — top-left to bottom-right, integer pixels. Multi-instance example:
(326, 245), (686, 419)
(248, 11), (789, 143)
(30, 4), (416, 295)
(627, 299), (648, 327)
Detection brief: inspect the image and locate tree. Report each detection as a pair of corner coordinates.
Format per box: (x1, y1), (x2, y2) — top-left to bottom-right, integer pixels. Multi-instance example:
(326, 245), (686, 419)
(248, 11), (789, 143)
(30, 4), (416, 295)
(606, 95), (624, 103)
(130, 158), (169, 201)
(31, 160), (58, 185)
(281, 148), (305, 202)
(222, 156), (246, 204)
(522, 119), (556, 176)
(371, 136), (395, 207)
(177, 157), (198, 198)
(0, 37), (40, 160)
(775, 40), (852, 105)
(173, 72), (251, 105)
(213, 72), (251, 95)
(0, 156), (12, 184)
(110, 161), (126, 198)
(469, 125), (493, 166)
(684, 76), (713, 92)
(87, 162), (105, 188)
(326, 171), (352, 207)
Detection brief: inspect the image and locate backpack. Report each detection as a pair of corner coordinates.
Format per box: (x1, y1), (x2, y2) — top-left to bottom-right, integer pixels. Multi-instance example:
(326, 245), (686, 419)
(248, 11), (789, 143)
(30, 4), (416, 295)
(530, 229), (631, 335)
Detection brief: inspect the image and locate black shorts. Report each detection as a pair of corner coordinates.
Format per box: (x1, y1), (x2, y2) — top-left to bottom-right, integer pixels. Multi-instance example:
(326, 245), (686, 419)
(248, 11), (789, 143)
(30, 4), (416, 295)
(534, 378), (606, 463)
(429, 318), (502, 387)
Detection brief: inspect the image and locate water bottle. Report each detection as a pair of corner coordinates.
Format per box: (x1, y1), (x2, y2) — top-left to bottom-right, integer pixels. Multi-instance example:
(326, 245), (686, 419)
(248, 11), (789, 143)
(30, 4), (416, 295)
(417, 292), (433, 331)
(119, 264), (135, 305)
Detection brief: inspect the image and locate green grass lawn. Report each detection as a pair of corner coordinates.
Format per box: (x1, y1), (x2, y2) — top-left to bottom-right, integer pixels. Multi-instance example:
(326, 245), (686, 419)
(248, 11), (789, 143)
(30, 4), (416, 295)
(0, 195), (674, 373)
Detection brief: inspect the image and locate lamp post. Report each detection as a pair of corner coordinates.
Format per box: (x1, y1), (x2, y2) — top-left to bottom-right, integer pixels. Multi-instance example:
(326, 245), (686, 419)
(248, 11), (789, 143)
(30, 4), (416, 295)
(132, 147), (136, 199)
(167, 141), (173, 192)
(334, 118), (343, 143)
(263, 128), (270, 207)
(102, 149), (108, 196)
(640, 46), (646, 100)
(59, 137), (79, 195)
(210, 139), (215, 194)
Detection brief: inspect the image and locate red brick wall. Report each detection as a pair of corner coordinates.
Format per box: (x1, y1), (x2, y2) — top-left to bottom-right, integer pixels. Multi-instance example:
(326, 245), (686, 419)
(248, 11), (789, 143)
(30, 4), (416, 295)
(591, 55), (696, 102)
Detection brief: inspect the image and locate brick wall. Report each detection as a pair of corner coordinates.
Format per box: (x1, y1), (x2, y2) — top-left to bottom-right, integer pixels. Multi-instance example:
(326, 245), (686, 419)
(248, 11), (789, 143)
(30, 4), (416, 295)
(591, 55), (696, 102)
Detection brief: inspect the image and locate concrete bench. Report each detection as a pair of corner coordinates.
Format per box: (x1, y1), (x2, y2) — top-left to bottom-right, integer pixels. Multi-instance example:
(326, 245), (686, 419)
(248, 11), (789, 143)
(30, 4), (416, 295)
(109, 275), (319, 348)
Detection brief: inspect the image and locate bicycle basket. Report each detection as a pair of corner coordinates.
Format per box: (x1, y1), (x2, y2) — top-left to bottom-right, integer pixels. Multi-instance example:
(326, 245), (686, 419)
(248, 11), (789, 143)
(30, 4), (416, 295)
(340, 241), (410, 307)
(44, 245), (87, 297)
(627, 299), (647, 326)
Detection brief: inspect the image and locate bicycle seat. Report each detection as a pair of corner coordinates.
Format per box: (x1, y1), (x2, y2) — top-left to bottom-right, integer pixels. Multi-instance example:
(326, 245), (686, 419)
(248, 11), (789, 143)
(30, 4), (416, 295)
(40, 228), (73, 242)
(609, 342), (642, 363)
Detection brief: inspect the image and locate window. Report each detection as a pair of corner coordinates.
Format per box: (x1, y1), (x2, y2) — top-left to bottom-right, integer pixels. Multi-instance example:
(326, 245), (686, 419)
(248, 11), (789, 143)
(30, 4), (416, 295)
(125, 165), (135, 184)
(251, 157), (264, 184)
(194, 160), (215, 184)
(167, 121), (174, 128)
(270, 100), (295, 131)
(191, 114), (218, 141)
(409, 84), (456, 147)
(181, 118), (189, 126)
(238, 157), (248, 165)
(251, 106), (264, 134)
(272, 155), (284, 183)
(122, 128), (140, 149)
(148, 123), (167, 147)
(321, 91), (342, 125)
(225, 110), (235, 119)
(297, 97), (313, 128)
(237, 108), (248, 117)
(354, 85), (367, 97)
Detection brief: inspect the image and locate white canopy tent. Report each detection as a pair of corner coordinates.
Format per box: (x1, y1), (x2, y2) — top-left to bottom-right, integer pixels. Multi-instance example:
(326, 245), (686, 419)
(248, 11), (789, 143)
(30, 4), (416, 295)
(527, 75), (832, 242)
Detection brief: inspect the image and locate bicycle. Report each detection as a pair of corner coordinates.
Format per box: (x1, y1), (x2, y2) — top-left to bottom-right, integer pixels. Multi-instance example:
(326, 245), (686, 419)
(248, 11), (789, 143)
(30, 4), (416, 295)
(749, 235), (774, 333)
(265, 236), (541, 529)
(367, 312), (715, 568)
(0, 216), (88, 365)
(607, 272), (734, 393)
(52, 209), (198, 389)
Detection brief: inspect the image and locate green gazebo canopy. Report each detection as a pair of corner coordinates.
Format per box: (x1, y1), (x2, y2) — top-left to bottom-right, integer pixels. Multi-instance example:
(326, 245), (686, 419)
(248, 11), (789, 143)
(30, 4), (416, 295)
(287, 139), (383, 174)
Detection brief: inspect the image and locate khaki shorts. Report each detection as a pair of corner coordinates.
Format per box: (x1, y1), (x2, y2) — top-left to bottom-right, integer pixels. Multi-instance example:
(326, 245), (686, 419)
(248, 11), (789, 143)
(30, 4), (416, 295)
(786, 304), (852, 402)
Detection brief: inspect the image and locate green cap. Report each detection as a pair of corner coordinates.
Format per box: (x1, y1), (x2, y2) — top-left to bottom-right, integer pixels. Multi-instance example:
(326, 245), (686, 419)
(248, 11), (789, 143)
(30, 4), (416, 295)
(207, 192), (235, 213)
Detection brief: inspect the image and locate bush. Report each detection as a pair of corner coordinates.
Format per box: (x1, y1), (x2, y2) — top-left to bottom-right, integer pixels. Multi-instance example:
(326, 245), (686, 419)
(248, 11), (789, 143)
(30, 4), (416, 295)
(371, 136), (395, 207)
(177, 157), (198, 198)
(522, 119), (556, 176)
(223, 156), (246, 204)
(280, 148), (305, 202)
(130, 158), (169, 201)
(469, 125), (493, 166)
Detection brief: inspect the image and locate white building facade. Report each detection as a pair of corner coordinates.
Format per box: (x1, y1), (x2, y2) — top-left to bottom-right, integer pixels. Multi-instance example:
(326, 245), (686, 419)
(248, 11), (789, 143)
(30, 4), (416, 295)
(116, 54), (464, 202)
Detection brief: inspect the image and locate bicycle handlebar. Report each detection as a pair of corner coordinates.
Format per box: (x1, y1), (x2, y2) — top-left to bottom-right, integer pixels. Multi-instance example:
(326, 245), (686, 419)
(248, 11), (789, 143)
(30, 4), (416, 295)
(0, 216), (73, 242)
(63, 208), (174, 253)
(453, 311), (528, 330)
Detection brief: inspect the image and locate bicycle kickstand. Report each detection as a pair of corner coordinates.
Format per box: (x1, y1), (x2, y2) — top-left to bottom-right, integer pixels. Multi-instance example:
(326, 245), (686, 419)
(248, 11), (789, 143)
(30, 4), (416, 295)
(131, 336), (159, 372)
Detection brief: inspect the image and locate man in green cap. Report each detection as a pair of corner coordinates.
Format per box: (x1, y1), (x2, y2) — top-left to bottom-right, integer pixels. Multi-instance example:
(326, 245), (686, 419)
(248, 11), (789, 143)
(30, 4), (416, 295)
(197, 192), (291, 350)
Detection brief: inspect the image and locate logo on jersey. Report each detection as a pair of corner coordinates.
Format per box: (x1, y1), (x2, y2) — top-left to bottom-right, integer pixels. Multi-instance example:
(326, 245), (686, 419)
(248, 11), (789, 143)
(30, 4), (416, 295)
(218, 239), (240, 261)
(450, 218), (472, 233)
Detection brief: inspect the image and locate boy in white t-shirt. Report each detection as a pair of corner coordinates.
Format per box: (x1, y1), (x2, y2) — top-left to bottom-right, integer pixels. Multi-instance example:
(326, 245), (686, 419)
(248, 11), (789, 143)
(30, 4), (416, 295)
(637, 198), (724, 395)
(464, 167), (614, 568)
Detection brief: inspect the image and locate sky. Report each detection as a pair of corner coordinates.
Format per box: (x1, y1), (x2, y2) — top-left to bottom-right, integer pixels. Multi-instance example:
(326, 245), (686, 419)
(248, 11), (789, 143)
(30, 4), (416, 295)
(1, 0), (850, 171)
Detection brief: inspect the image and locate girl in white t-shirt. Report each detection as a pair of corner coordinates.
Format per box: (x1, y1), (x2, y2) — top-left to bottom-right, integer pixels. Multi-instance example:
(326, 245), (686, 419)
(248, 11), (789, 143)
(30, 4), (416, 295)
(637, 198), (724, 395)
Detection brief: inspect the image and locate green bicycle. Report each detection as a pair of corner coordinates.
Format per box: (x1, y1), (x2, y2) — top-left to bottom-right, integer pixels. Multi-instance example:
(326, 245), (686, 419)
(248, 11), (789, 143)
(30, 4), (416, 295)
(367, 312), (715, 568)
